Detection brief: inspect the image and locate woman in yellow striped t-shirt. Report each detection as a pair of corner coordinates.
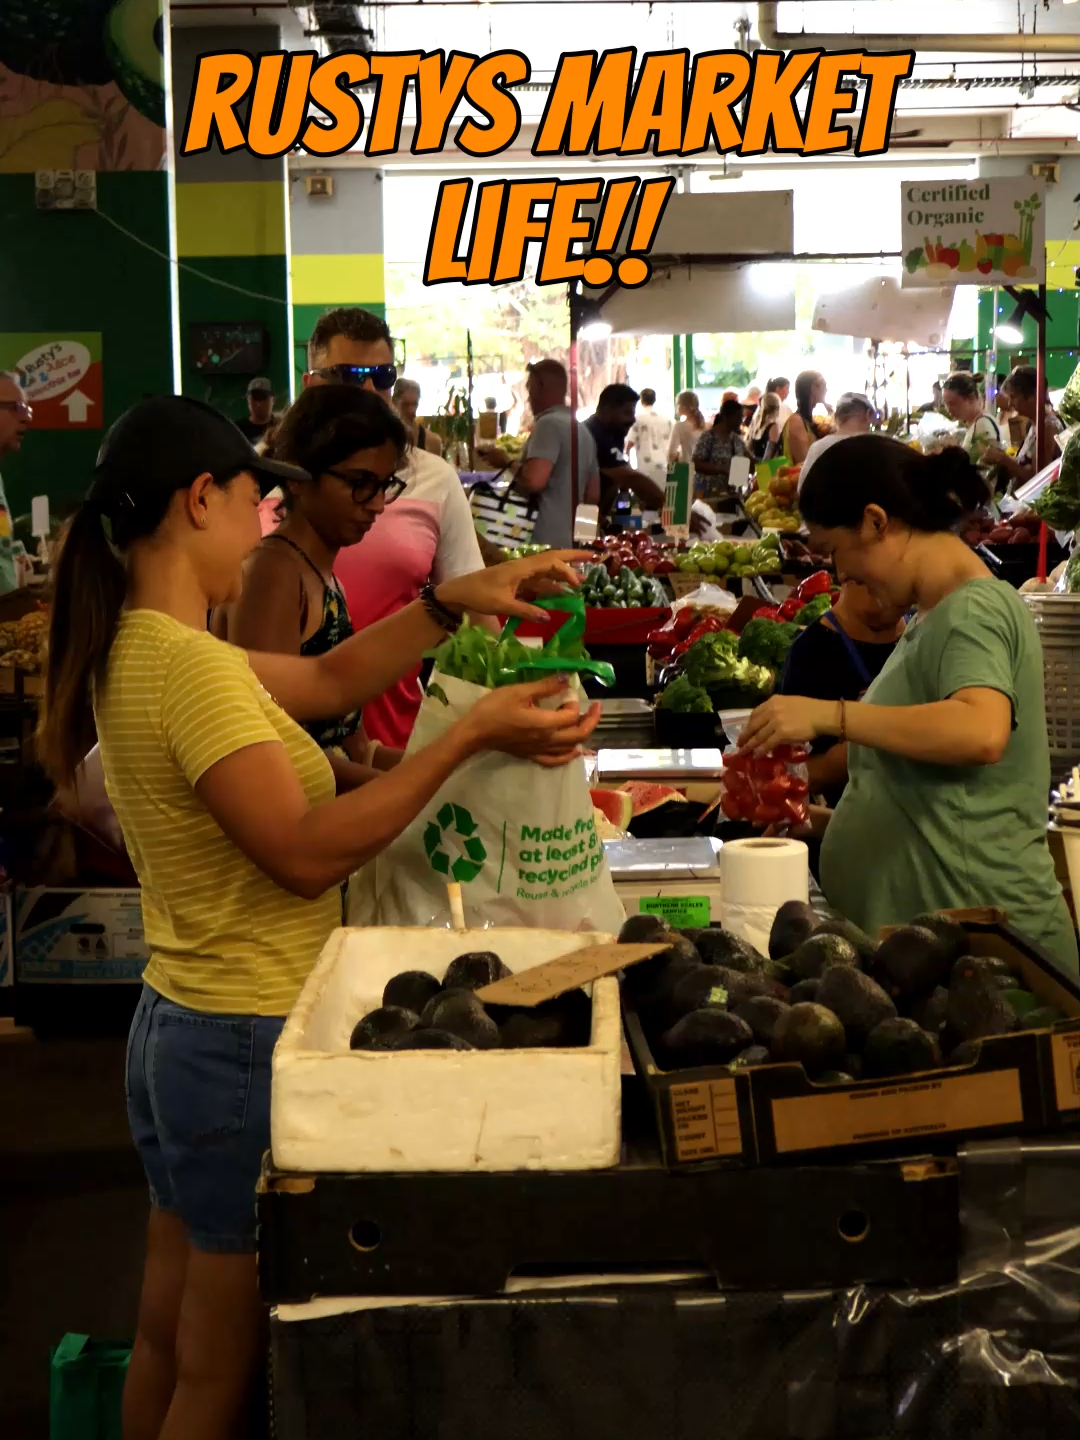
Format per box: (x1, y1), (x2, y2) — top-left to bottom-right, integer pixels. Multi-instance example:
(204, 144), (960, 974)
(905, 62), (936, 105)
(38, 395), (600, 1440)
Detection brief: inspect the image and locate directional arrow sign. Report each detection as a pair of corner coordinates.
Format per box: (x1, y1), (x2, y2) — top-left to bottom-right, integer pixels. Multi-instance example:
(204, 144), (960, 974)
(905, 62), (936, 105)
(61, 388), (93, 423)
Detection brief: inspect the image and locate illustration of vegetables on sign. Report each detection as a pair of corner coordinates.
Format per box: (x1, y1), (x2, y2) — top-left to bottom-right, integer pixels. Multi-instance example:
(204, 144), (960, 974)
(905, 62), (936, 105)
(901, 180), (1044, 287)
(0, 0), (164, 173)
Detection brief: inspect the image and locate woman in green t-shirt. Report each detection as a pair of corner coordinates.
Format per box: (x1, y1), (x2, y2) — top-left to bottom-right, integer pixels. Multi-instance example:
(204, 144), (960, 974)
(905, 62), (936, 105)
(739, 435), (1077, 971)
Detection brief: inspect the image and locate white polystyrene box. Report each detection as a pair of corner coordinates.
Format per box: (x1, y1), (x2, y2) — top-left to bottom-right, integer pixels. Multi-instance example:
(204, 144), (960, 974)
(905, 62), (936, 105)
(272, 927), (620, 1173)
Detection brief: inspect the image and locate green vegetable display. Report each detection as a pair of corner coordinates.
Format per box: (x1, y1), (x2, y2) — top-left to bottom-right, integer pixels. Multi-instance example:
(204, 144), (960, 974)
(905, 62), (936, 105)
(579, 563), (668, 608)
(676, 532), (783, 580)
(1062, 548), (1080, 594)
(1058, 360), (1080, 429)
(683, 630), (740, 688)
(737, 618), (800, 668)
(656, 675), (714, 713)
(794, 593), (833, 627)
(1033, 428), (1080, 534)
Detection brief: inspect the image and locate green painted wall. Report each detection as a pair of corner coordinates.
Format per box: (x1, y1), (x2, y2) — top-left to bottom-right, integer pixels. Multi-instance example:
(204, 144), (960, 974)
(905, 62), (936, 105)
(0, 171), (173, 518)
(976, 288), (1080, 389)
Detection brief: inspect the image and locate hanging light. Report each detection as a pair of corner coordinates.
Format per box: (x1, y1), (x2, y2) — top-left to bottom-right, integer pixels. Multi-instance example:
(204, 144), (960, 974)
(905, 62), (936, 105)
(994, 286), (1053, 346)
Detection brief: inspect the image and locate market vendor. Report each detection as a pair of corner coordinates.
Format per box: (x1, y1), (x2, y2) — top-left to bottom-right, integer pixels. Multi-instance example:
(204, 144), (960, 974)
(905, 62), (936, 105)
(739, 434), (1077, 970)
(37, 394), (602, 1440)
(778, 580), (906, 810)
(586, 382), (665, 518)
(213, 385), (407, 790)
(982, 364), (1063, 493)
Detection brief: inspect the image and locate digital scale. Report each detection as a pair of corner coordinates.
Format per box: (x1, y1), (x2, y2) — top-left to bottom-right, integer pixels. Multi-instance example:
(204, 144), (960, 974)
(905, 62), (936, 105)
(602, 836), (724, 925)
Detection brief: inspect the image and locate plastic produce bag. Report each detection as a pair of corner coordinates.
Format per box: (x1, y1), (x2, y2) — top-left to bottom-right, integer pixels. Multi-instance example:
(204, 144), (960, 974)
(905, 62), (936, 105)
(49, 1334), (129, 1440)
(348, 599), (625, 932)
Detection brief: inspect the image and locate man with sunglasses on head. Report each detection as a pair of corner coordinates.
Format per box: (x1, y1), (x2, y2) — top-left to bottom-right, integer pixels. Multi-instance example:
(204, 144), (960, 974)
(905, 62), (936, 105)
(298, 306), (492, 749)
(0, 371), (32, 593)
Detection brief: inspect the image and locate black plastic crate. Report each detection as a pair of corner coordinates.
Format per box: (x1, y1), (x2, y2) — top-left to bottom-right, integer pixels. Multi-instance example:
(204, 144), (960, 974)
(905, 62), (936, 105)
(257, 1141), (959, 1304)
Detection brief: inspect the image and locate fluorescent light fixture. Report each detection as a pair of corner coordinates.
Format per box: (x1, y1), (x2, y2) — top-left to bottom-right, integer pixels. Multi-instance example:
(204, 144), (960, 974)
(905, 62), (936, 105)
(579, 319), (613, 340)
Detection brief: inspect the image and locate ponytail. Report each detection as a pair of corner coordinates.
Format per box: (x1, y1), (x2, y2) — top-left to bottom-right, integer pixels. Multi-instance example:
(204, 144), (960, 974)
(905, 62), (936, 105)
(794, 370), (824, 432)
(37, 503), (127, 787)
(800, 435), (989, 534)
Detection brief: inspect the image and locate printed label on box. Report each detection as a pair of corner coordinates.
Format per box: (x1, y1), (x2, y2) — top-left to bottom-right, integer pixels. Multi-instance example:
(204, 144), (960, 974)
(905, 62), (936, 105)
(669, 1077), (742, 1161)
(639, 896), (711, 929)
(770, 1068), (1024, 1154)
(15, 888), (148, 983)
(1051, 1030), (1080, 1113)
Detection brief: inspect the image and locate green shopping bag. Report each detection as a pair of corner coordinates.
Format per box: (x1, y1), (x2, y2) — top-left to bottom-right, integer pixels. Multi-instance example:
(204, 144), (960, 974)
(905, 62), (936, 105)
(49, 1333), (130, 1440)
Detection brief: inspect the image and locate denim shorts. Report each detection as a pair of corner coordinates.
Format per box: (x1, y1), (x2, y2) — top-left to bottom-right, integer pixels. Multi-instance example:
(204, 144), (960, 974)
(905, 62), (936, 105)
(125, 984), (285, 1254)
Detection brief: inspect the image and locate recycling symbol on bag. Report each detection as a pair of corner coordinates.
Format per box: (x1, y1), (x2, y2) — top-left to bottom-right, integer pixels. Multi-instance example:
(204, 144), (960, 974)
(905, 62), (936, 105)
(424, 803), (487, 883)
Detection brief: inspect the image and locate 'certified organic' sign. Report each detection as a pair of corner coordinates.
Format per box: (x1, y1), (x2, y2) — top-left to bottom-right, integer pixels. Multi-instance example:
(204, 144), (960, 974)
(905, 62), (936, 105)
(901, 177), (1045, 288)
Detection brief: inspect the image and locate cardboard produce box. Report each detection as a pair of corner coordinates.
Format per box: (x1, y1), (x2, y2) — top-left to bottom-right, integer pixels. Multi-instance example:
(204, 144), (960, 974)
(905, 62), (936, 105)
(623, 910), (1079, 1171)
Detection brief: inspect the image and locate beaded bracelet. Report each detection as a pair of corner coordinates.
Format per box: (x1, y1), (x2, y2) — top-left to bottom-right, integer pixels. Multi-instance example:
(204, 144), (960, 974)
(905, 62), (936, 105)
(420, 582), (463, 634)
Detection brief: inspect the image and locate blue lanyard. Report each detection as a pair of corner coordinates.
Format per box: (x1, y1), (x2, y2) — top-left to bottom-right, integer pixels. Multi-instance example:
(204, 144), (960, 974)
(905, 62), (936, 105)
(821, 612), (873, 689)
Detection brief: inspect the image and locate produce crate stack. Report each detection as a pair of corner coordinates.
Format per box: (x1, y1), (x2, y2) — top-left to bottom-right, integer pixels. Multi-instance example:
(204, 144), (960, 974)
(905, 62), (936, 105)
(1024, 592), (1080, 781)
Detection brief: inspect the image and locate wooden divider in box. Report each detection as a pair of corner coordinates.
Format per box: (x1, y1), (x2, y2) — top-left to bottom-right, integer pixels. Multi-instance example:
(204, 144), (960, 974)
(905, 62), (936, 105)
(622, 909), (1079, 1171)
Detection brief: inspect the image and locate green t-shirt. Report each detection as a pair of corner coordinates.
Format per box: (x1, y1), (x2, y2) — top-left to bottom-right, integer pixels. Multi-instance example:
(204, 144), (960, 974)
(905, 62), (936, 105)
(820, 578), (1078, 973)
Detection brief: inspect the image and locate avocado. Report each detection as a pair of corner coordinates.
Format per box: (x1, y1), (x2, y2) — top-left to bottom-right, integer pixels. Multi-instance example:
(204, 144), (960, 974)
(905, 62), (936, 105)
(910, 912), (971, 966)
(768, 900), (819, 960)
(635, 954), (711, 1030)
(382, 970), (442, 1015)
(733, 995), (790, 1047)
(392, 1028), (476, 1051)
(813, 917), (877, 966)
(843, 1051), (863, 1080)
(770, 1002), (847, 1075)
(874, 925), (951, 998)
(763, 958), (796, 987)
(862, 1018), (941, 1078)
(105, 0), (166, 126)
(729, 1044), (770, 1070)
(420, 986), (475, 1027)
(690, 928), (768, 973)
(1019, 1006), (1065, 1031)
(908, 986), (949, 1035)
(423, 992), (501, 1049)
(788, 978), (820, 1005)
(660, 1009), (754, 1069)
(945, 971), (1018, 1043)
(498, 990), (592, 1048)
(618, 915), (672, 944)
(1002, 988), (1043, 1020)
(789, 933), (861, 982)
(815, 1071), (856, 1085)
(670, 965), (735, 1017)
(947, 1039), (981, 1067)
(350, 1005), (420, 1050)
(815, 966), (897, 1046)
(443, 951), (512, 991)
(949, 955), (1013, 986)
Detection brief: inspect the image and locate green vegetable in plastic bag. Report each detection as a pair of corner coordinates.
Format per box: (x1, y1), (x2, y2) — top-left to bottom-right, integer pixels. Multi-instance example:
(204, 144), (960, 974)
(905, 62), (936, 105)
(1058, 360), (1080, 430)
(1033, 427), (1080, 534)
(1060, 548), (1080, 594)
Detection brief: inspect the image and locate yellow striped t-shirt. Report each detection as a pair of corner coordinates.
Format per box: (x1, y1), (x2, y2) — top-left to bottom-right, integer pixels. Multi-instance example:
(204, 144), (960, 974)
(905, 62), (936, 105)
(94, 609), (339, 1016)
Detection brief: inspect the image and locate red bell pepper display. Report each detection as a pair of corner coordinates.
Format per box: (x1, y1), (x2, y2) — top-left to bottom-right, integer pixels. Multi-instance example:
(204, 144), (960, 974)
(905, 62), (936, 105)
(796, 570), (832, 603)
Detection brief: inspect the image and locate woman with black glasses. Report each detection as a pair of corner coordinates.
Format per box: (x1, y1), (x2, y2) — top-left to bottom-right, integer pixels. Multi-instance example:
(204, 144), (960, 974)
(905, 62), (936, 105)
(214, 386), (408, 789)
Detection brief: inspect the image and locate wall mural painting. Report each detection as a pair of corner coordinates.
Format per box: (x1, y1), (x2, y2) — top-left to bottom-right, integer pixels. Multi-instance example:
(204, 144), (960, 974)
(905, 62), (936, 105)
(0, 0), (165, 173)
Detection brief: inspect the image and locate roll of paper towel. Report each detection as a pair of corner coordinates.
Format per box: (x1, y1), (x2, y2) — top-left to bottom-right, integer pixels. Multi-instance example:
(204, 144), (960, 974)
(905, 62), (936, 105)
(720, 837), (809, 955)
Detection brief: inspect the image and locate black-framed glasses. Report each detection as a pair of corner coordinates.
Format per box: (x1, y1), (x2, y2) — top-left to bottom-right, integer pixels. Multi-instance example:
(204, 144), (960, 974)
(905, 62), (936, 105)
(325, 468), (407, 505)
(0, 398), (32, 421)
(313, 364), (398, 391)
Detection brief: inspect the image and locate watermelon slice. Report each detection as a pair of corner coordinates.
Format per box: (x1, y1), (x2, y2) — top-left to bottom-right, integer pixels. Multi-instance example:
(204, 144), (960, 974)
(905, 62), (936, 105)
(618, 781), (688, 815)
(590, 787), (634, 831)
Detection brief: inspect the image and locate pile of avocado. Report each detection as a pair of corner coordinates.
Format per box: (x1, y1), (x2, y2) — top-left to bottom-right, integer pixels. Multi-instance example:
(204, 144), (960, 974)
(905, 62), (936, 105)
(349, 951), (592, 1053)
(619, 904), (1064, 1082)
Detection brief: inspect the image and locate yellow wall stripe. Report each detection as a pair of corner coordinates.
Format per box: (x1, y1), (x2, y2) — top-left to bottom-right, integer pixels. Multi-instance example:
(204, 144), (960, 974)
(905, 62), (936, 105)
(1046, 240), (1079, 291)
(291, 253), (385, 304)
(175, 181), (286, 257)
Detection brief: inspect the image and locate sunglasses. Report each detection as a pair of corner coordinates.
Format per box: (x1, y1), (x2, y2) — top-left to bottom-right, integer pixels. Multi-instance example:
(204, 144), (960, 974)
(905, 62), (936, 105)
(325, 467), (407, 505)
(313, 364), (398, 391)
(0, 398), (32, 421)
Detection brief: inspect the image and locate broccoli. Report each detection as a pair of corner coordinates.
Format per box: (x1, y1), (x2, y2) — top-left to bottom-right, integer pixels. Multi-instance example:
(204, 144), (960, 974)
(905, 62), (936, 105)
(684, 631), (740, 688)
(738, 617), (793, 667)
(794, 593), (833, 627)
(657, 675), (714, 713)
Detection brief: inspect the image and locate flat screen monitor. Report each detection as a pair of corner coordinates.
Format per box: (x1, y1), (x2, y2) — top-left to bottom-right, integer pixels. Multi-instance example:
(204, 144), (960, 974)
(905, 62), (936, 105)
(189, 322), (267, 376)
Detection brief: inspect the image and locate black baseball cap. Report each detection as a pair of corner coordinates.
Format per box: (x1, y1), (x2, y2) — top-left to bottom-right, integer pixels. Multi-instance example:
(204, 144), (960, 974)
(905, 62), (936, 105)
(94, 395), (307, 501)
